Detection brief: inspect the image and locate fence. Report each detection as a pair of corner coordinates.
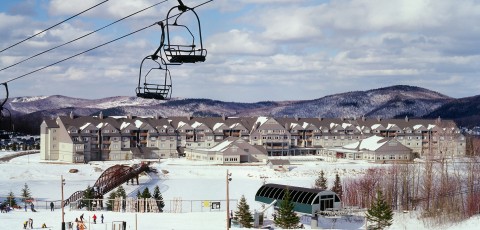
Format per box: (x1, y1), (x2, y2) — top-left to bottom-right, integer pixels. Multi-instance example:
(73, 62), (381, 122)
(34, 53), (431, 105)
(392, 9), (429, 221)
(0, 197), (238, 213)
(66, 198), (238, 213)
(0, 197), (62, 211)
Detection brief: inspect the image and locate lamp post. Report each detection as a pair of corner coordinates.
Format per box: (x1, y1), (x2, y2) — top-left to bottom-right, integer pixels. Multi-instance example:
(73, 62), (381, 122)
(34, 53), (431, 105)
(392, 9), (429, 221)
(226, 170), (232, 230)
(61, 175), (66, 230)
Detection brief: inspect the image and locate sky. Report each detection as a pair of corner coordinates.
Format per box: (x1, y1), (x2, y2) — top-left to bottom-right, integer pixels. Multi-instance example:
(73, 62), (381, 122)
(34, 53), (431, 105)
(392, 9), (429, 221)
(0, 0), (479, 102)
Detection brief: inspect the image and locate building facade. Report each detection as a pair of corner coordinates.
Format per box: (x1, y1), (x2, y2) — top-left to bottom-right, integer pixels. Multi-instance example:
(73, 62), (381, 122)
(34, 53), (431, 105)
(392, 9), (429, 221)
(40, 114), (466, 163)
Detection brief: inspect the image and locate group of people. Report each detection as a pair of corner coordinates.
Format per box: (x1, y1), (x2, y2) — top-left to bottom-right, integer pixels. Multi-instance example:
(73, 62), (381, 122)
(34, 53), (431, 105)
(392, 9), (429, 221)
(22, 218), (33, 229)
(0, 203), (13, 213)
(22, 218), (48, 229)
(24, 202), (36, 212)
(72, 213), (104, 230)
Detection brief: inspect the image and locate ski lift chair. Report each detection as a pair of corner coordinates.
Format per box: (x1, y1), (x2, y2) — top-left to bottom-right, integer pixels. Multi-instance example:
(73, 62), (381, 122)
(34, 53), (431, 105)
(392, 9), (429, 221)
(0, 83), (12, 130)
(136, 56), (172, 100)
(164, 0), (207, 64)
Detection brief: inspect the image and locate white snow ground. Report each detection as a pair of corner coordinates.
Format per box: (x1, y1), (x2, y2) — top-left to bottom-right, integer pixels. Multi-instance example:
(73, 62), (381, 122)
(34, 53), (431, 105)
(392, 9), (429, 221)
(1, 153), (480, 230)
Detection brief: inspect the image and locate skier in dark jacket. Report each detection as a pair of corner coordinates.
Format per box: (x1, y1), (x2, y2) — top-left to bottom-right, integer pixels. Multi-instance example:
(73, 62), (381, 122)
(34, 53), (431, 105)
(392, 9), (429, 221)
(50, 201), (54, 211)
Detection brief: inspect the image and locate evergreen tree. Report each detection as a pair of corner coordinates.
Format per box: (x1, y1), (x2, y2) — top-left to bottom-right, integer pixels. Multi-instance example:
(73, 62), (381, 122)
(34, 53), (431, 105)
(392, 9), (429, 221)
(331, 173), (343, 199)
(314, 170), (328, 190)
(136, 190), (142, 198)
(107, 192), (117, 211)
(366, 190), (393, 230)
(20, 183), (32, 203)
(116, 186), (126, 199)
(274, 188), (300, 229)
(81, 186), (94, 210)
(235, 195), (254, 228)
(152, 185), (165, 212)
(4, 191), (17, 207)
(141, 187), (152, 198)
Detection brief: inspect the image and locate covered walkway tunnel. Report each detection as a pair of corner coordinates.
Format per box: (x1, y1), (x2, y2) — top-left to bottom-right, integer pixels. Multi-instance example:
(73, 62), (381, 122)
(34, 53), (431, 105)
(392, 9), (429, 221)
(254, 183), (341, 215)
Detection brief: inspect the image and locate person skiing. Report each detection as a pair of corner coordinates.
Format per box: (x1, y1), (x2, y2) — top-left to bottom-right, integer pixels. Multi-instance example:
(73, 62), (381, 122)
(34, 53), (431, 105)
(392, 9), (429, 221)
(93, 214), (97, 224)
(30, 203), (35, 212)
(101, 214), (104, 223)
(79, 213), (84, 222)
(28, 218), (33, 229)
(23, 220), (28, 229)
(50, 201), (54, 211)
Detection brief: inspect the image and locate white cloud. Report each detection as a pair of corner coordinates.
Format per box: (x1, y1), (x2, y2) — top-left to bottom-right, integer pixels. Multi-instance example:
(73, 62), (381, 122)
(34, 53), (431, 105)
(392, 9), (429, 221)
(207, 29), (275, 55)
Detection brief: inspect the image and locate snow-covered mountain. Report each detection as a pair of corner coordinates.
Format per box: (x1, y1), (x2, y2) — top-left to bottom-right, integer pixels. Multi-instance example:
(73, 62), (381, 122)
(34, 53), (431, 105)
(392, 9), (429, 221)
(5, 85), (451, 118)
(3, 85), (459, 134)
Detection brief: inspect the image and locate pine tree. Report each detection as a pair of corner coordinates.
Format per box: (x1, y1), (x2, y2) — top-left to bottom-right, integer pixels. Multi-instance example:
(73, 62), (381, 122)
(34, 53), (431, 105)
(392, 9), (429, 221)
(152, 185), (165, 212)
(366, 190), (393, 230)
(141, 187), (152, 198)
(314, 170), (328, 190)
(20, 183), (32, 203)
(331, 173), (343, 199)
(234, 195), (254, 228)
(116, 186), (126, 199)
(136, 190), (142, 198)
(81, 186), (94, 210)
(274, 188), (300, 229)
(4, 191), (17, 207)
(107, 192), (117, 211)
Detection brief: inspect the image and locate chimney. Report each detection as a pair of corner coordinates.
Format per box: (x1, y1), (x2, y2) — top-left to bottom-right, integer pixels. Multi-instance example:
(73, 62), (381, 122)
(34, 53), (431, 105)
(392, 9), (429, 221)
(69, 111), (74, 119)
(376, 116), (381, 122)
(99, 111), (103, 119)
(405, 116), (409, 122)
(127, 114), (132, 119)
(294, 115), (299, 121)
(155, 114), (161, 120)
(318, 117), (323, 121)
(362, 115), (366, 121)
(222, 113), (226, 121)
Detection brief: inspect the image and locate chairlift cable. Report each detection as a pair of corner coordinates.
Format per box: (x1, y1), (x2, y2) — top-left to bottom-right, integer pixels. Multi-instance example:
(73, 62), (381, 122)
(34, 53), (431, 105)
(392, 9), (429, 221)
(2, 0), (214, 84)
(4, 23), (157, 84)
(0, 0), (110, 54)
(0, 0), (169, 73)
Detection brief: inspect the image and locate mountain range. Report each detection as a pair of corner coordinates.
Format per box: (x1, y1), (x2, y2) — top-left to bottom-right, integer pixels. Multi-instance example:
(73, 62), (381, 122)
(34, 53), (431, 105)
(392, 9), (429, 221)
(2, 85), (478, 134)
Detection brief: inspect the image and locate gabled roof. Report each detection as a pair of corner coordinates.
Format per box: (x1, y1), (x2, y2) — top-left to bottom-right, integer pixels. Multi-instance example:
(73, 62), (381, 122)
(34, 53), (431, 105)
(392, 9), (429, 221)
(343, 135), (388, 151)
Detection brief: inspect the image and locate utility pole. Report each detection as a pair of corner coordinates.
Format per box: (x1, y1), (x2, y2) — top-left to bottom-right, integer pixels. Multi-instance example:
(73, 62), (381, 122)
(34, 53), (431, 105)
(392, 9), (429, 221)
(226, 170), (232, 230)
(61, 175), (66, 230)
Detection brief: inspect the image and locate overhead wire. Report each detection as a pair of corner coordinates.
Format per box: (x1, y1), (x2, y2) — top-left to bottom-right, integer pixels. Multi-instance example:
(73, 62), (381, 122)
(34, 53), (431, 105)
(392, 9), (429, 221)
(0, 0), (110, 54)
(3, 0), (214, 84)
(0, 0), (169, 73)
